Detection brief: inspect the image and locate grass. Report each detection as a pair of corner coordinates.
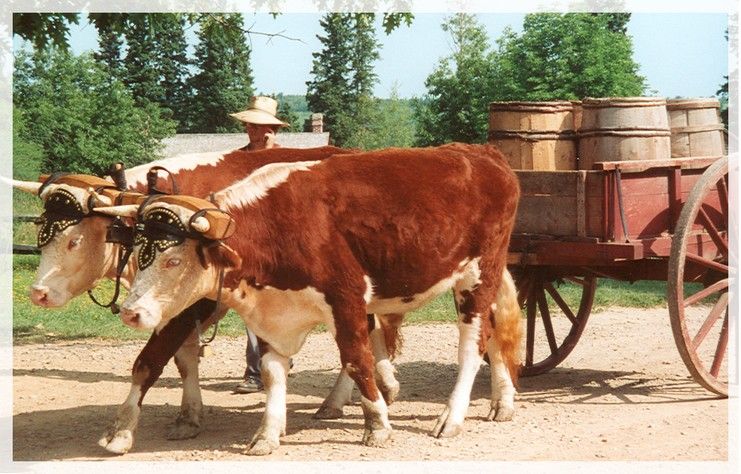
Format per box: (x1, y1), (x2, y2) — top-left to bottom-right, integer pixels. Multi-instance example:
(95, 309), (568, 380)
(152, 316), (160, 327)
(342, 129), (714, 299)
(12, 251), (677, 343)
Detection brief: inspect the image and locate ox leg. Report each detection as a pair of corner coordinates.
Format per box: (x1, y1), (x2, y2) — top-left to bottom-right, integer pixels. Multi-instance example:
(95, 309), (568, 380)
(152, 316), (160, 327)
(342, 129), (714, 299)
(245, 346), (290, 456)
(371, 314), (401, 405)
(314, 313), (402, 419)
(314, 368), (354, 419)
(98, 299), (217, 454)
(432, 259), (503, 438)
(486, 269), (519, 422)
(332, 301), (392, 447)
(166, 329), (204, 439)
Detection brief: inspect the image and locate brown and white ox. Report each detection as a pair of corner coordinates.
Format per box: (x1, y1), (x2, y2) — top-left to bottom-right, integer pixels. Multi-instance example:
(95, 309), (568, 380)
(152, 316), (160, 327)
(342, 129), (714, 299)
(9, 146), (405, 454)
(109, 143), (522, 455)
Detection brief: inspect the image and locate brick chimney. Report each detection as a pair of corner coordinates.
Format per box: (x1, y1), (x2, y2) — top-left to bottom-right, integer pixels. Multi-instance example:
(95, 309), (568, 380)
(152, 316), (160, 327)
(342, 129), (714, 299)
(311, 113), (324, 133)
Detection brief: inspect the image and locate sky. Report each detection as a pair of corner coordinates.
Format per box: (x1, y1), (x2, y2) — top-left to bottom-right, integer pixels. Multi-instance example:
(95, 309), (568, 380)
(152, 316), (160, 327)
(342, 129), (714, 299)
(59, 12), (730, 100)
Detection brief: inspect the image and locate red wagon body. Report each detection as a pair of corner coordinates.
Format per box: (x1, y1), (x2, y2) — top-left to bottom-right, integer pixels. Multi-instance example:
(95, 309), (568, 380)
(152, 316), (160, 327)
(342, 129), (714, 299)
(508, 156), (730, 395)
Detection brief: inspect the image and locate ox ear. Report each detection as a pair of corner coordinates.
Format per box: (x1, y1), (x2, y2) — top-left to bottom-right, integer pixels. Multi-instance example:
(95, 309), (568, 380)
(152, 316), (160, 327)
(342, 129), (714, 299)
(205, 243), (242, 270)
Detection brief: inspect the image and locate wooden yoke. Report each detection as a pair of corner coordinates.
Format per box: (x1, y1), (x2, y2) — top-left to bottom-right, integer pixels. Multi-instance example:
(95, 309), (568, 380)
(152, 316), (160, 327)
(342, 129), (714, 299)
(151, 194), (236, 241)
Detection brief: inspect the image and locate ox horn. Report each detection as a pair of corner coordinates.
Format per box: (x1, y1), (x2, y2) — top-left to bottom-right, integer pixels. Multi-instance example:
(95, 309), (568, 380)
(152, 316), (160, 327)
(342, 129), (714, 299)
(92, 204), (139, 218)
(190, 216), (211, 233)
(0, 175), (42, 195)
(87, 187), (113, 207)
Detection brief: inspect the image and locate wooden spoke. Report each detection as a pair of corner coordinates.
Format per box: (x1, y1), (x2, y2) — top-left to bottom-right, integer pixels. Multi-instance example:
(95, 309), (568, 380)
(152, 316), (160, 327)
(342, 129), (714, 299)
(696, 207), (728, 258)
(709, 312), (728, 378)
(691, 292), (729, 349)
(717, 175), (728, 221)
(525, 280), (537, 367)
(514, 268), (597, 377)
(537, 289), (558, 355)
(683, 279), (728, 308)
(685, 252), (728, 274)
(544, 281), (577, 325)
(668, 156), (729, 396)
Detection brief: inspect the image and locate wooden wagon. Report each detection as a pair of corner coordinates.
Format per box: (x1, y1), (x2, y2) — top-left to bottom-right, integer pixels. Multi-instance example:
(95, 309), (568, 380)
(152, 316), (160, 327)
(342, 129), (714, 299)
(509, 155), (731, 396)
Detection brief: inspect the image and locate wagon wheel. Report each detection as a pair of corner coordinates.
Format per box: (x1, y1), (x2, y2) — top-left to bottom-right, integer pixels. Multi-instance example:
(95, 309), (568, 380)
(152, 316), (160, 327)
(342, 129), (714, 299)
(513, 268), (597, 376)
(668, 156), (730, 397)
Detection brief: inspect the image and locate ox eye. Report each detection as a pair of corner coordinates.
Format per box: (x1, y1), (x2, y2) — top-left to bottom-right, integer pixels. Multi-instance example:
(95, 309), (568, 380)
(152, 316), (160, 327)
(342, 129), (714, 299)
(166, 258), (181, 268)
(68, 236), (83, 250)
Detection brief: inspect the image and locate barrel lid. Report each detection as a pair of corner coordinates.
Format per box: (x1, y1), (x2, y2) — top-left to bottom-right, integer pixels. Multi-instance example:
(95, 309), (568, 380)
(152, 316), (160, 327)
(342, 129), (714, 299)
(489, 101), (574, 112)
(666, 98), (720, 110)
(581, 97), (667, 108)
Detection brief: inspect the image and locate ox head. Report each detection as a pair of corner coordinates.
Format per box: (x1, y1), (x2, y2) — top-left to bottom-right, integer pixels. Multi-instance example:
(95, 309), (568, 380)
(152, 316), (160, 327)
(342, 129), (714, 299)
(8, 176), (123, 307)
(105, 198), (240, 330)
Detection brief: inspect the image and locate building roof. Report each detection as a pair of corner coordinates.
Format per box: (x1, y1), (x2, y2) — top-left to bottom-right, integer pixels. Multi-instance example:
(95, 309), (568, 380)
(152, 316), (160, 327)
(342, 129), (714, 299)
(160, 133), (331, 157)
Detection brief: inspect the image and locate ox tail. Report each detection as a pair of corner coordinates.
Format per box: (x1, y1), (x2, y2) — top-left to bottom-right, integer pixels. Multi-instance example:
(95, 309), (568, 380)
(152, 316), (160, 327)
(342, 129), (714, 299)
(491, 269), (522, 387)
(376, 313), (404, 360)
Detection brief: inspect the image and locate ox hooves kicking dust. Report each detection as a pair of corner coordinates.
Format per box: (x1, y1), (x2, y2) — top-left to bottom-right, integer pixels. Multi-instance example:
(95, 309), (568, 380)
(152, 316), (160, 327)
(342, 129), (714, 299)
(98, 429), (134, 455)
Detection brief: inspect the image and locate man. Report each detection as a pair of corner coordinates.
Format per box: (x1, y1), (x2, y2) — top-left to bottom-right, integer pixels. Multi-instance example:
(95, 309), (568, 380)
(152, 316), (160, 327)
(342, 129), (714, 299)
(229, 96), (288, 393)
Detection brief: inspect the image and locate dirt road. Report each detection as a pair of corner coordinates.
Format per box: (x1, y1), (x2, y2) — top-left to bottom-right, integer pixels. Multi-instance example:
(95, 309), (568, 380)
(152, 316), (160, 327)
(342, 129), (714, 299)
(13, 307), (728, 462)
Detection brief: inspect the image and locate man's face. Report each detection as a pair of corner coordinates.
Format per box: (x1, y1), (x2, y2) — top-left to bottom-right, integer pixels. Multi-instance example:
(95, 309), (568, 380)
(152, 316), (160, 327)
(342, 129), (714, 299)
(245, 122), (278, 149)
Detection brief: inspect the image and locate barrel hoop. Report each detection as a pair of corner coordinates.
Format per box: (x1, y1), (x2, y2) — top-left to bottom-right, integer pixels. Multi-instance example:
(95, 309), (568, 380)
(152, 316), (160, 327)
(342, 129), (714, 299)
(670, 124), (725, 134)
(579, 129), (672, 138)
(581, 97), (666, 108)
(488, 130), (577, 141)
(666, 99), (720, 110)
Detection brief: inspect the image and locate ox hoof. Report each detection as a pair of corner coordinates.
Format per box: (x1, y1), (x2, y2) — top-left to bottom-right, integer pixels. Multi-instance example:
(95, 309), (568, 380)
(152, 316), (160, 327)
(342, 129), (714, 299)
(166, 417), (202, 440)
(431, 408), (463, 438)
(98, 429), (134, 454)
(245, 437), (279, 456)
(487, 402), (515, 422)
(381, 381), (400, 406)
(314, 401), (344, 420)
(362, 427), (392, 447)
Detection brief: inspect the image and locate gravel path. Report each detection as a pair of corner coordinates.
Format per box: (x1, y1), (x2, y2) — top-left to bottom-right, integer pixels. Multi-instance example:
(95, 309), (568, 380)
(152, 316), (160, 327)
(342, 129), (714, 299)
(13, 307), (727, 462)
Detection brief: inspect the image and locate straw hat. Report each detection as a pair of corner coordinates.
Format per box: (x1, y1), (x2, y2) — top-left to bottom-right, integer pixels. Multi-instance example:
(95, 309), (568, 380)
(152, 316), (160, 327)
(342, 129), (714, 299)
(229, 96), (288, 127)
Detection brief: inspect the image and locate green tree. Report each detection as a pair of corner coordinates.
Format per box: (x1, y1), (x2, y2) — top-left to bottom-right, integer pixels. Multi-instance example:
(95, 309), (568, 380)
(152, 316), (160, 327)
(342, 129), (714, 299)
(275, 94), (303, 131)
(122, 14), (166, 106)
(13, 49), (175, 176)
(345, 85), (415, 150)
(12, 109), (44, 180)
(155, 14), (191, 131)
(188, 14), (254, 133)
(94, 27), (124, 81)
(414, 13), (646, 145)
(495, 13), (645, 100)
(306, 13), (381, 146)
(413, 14), (497, 145)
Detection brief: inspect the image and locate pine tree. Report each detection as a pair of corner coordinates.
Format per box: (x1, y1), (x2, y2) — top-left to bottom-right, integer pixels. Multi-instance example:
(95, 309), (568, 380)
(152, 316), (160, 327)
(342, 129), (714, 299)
(156, 14), (190, 130)
(94, 26), (124, 81)
(122, 14), (165, 106)
(306, 13), (381, 146)
(188, 14), (254, 133)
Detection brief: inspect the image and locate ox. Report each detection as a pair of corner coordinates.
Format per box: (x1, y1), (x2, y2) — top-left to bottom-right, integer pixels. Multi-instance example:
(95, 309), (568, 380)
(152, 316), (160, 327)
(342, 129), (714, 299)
(9, 146), (405, 454)
(107, 143), (522, 454)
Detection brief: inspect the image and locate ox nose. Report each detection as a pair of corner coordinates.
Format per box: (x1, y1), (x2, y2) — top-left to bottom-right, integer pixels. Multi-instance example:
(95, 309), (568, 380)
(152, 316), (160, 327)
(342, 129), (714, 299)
(120, 307), (142, 327)
(30, 285), (50, 307)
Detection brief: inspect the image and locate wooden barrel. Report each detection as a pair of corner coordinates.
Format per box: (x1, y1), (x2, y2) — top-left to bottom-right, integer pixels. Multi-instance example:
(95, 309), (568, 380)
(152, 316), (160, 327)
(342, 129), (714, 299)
(578, 97), (671, 170)
(488, 101), (577, 171)
(666, 98), (725, 158)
